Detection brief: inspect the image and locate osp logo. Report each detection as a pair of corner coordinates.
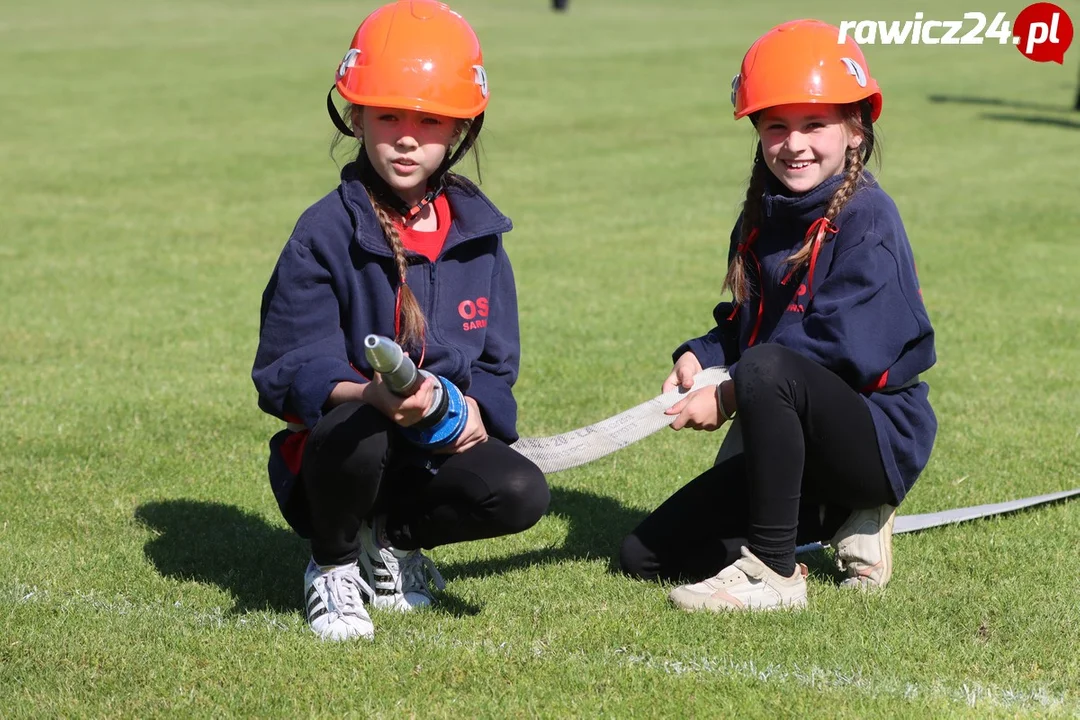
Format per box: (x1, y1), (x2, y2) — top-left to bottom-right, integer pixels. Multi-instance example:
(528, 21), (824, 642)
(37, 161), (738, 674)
(837, 3), (1074, 64)
(458, 297), (488, 331)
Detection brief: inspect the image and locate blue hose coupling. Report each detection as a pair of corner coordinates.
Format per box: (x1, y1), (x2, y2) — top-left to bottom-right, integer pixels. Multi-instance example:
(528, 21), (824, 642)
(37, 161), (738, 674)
(399, 375), (468, 450)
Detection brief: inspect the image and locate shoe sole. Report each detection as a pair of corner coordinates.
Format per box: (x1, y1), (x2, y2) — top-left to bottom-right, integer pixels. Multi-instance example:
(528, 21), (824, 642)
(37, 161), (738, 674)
(669, 584), (808, 613)
(308, 621), (375, 641)
(669, 594), (808, 613)
(370, 595), (433, 613)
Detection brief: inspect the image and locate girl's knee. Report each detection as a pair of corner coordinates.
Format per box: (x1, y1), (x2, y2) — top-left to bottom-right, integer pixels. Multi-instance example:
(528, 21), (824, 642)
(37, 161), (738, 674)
(733, 344), (800, 404)
(619, 533), (657, 581)
(496, 464), (550, 534)
(735, 344), (792, 383)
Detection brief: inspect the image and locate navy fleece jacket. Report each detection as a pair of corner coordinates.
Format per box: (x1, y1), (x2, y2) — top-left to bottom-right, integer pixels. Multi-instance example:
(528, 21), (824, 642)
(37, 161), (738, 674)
(252, 163), (522, 444)
(674, 173), (937, 503)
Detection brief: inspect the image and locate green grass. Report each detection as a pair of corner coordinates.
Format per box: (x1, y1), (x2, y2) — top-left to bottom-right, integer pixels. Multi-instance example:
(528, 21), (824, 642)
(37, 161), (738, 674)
(2, 0), (1079, 716)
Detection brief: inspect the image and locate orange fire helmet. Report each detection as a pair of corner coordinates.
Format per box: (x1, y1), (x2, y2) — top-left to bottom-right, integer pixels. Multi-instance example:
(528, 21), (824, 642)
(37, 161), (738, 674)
(334, 0), (488, 119)
(731, 19), (882, 122)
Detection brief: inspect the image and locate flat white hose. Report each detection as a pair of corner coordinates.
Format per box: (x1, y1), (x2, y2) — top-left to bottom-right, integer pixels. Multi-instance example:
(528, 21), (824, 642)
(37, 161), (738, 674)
(509, 368), (730, 474)
(508, 366), (1079, 537)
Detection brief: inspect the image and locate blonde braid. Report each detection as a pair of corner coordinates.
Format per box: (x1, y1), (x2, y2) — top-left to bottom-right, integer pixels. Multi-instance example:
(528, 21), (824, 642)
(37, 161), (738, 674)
(369, 194), (427, 350)
(723, 157), (769, 305)
(785, 145), (864, 268)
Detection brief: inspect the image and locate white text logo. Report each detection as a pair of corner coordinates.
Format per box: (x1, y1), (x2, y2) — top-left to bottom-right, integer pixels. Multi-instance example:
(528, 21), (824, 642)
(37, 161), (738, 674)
(838, 5), (1074, 64)
(838, 12), (1014, 46)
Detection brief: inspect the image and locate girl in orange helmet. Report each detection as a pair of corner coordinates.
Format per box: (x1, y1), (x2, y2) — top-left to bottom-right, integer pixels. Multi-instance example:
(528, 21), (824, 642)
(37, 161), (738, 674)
(620, 20), (937, 612)
(252, 0), (549, 640)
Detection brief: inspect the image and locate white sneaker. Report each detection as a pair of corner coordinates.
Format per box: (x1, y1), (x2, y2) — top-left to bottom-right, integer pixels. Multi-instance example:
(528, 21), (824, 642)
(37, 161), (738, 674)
(668, 547), (808, 612)
(358, 519), (446, 612)
(303, 559), (375, 641)
(829, 504), (896, 589)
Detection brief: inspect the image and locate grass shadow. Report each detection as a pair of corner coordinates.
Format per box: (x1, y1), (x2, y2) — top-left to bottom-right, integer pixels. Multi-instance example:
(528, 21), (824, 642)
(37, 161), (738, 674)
(928, 94), (1077, 114)
(798, 546), (845, 584)
(980, 112), (1080, 130)
(135, 500), (308, 614)
(426, 590), (483, 618)
(134, 500), (509, 617)
(439, 485), (648, 581)
(435, 485), (865, 585)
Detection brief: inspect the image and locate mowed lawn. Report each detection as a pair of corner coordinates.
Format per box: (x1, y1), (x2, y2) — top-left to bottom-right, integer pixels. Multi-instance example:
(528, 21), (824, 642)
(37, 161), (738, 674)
(1, 0), (1078, 716)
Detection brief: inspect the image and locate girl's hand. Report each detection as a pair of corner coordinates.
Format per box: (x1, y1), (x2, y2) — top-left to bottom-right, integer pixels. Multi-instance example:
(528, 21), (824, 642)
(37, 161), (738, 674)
(665, 386), (725, 432)
(362, 372), (438, 427)
(434, 396), (489, 454)
(662, 352), (703, 393)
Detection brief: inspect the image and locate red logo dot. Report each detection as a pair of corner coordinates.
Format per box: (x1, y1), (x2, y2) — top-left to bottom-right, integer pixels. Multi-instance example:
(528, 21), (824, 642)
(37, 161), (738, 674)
(1013, 3), (1074, 64)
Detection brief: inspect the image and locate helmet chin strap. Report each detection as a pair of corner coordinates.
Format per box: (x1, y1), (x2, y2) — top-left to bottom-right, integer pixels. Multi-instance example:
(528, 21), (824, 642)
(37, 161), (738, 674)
(327, 89), (356, 137)
(327, 89), (484, 220)
(859, 102), (875, 162)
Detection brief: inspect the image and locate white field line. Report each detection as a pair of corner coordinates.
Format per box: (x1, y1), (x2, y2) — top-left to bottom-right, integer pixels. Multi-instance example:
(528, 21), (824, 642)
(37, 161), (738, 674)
(7, 584), (1075, 712)
(614, 650), (1074, 713)
(6, 583), (303, 633)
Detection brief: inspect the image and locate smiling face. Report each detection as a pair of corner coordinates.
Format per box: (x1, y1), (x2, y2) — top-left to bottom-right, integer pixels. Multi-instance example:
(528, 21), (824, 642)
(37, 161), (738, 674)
(757, 103), (863, 194)
(354, 106), (464, 206)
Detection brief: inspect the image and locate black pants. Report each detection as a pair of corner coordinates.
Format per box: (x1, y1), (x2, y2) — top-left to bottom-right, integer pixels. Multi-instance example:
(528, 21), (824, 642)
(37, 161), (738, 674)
(296, 402), (550, 567)
(620, 344), (895, 581)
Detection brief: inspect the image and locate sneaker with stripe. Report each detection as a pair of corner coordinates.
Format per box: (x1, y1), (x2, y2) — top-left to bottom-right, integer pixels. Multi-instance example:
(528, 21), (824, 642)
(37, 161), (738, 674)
(359, 519), (446, 612)
(303, 559), (375, 641)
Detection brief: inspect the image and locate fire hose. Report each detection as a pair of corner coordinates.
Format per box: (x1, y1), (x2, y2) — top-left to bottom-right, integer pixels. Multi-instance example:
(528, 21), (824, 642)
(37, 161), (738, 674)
(364, 334), (1080, 544)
